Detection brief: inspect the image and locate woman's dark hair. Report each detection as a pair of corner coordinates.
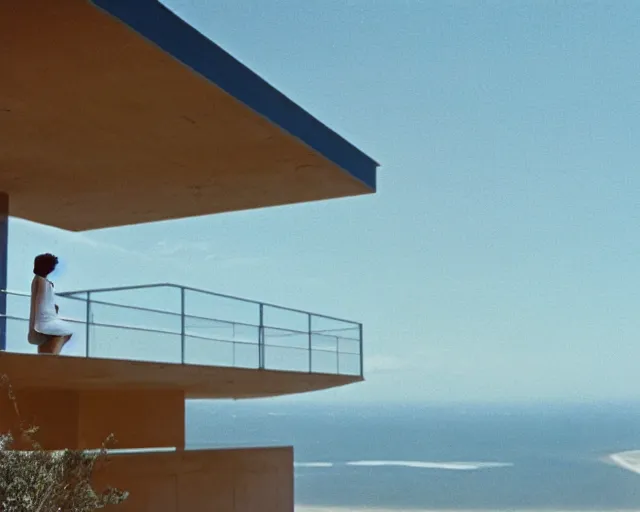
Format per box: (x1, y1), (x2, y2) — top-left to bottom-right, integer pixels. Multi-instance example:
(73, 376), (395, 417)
(33, 253), (59, 278)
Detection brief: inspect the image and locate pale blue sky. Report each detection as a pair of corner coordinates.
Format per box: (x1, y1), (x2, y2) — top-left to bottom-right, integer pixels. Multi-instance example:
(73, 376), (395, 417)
(7, 1), (640, 403)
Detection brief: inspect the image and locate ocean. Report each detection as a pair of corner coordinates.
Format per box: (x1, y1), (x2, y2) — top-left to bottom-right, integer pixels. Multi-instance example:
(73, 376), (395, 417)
(186, 400), (640, 510)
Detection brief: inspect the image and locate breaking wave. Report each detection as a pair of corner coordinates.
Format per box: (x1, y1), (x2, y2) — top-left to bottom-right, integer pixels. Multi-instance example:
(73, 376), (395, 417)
(295, 460), (513, 471)
(295, 462), (335, 468)
(609, 450), (640, 475)
(345, 460), (513, 471)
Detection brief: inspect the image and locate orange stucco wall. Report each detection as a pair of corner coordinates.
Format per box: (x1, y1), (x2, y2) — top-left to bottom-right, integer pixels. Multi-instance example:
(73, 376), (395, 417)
(77, 389), (185, 449)
(0, 386), (295, 510)
(0, 388), (185, 450)
(94, 447), (294, 512)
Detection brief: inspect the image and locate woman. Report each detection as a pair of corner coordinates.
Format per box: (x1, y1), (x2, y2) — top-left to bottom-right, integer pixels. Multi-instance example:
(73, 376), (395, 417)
(28, 253), (73, 354)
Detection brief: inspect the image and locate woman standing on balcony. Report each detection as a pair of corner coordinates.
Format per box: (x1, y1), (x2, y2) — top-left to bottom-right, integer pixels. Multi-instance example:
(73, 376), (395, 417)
(28, 253), (73, 354)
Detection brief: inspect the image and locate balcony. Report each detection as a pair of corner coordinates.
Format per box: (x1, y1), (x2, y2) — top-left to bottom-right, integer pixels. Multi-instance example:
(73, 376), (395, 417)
(0, 284), (363, 398)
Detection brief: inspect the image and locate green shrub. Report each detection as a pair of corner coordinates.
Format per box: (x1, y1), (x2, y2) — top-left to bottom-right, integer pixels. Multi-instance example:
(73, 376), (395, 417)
(0, 376), (128, 511)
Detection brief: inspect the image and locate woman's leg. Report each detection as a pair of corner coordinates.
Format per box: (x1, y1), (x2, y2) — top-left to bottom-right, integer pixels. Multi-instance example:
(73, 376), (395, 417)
(37, 335), (71, 355)
(50, 335), (71, 355)
(37, 337), (56, 354)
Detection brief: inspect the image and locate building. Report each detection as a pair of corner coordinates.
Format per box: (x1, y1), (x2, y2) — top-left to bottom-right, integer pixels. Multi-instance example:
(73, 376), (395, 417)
(0, 1), (378, 510)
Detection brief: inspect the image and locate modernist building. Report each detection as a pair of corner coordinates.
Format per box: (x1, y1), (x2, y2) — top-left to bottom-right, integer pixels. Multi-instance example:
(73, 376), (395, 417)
(0, 1), (377, 510)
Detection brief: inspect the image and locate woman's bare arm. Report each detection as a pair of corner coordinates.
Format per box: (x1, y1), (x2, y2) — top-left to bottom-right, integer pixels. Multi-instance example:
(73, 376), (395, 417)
(52, 282), (59, 314)
(29, 278), (43, 330)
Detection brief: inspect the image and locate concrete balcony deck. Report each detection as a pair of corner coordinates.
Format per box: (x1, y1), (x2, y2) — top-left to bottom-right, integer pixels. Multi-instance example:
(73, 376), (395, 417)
(0, 283), (363, 399)
(0, 352), (361, 399)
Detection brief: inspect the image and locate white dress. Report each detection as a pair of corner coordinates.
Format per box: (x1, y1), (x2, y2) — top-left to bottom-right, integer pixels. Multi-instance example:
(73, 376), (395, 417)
(28, 276), (73, 345)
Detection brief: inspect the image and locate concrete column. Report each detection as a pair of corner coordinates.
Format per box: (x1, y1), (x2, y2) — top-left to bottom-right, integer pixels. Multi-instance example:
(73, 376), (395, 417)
(0, 192), (7, 351)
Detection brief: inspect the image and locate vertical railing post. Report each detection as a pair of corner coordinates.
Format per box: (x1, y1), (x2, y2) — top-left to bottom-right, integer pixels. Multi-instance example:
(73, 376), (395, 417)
(308, 314), (312, 373)
(85, 292), (91, 357)
(258, 303), (264, 369)
(359, 323), (363, 377)
(180, 287), (186, 364)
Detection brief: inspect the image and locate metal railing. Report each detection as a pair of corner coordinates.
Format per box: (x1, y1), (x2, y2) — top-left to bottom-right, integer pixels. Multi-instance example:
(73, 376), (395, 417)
(0, 284), (363, 377)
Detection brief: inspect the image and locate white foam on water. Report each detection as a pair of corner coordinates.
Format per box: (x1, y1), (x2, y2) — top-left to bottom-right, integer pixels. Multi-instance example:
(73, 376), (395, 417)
(345, 460), (513, 471)
(295, 462), (335, 468)
(608, 450), (640, 475)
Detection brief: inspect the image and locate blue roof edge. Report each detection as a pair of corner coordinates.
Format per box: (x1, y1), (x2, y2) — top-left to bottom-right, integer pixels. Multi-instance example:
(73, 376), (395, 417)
(90, 0), (378, 191)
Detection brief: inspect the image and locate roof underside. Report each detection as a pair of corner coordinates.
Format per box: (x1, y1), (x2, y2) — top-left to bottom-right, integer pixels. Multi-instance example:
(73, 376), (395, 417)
(0, 0), (377, 231)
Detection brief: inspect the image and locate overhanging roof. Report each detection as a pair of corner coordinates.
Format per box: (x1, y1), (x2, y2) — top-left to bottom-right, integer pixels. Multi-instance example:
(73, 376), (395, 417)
(0, 0), (378, 231)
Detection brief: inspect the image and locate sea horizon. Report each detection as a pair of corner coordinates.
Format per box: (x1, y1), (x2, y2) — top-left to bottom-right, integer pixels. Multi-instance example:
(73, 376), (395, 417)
(187, 400), (640, 510)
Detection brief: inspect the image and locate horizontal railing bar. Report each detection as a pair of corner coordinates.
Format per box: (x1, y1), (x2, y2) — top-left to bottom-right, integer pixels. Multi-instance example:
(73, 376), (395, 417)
(41, 295), (361, 341)
(1, 291), (359, 339)
(184, 284), (357, 324)
(263, 329), (360, 343)
(2, 314), (178, 337)
(2, 314), (85, 325)
(1, 315), (359, 356)
(2, 311), (356, 346)
(56, 283), (360, 325)
(2, 288), (361, 332)
(170, 332), (359, 354)
(59, 296), (263, 334)
(67, 297), (183, 318)
(0, 289), (30, 298)
(308, 327), (360, 334)
(168, 332), (258, 347)
(3, 322), (356, 352)
(57, 283), (171, 297)
(264, 345), (360, 355)
(80, 320), (176, 336)
(178, 322), (359, 342)
(202, 322), (352, 342)
(266, 331), (360, 342)
(75, 297), (261, 330)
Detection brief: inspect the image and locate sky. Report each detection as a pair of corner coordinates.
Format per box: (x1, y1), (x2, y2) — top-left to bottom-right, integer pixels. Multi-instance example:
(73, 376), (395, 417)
(6, 0), (640, 404)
